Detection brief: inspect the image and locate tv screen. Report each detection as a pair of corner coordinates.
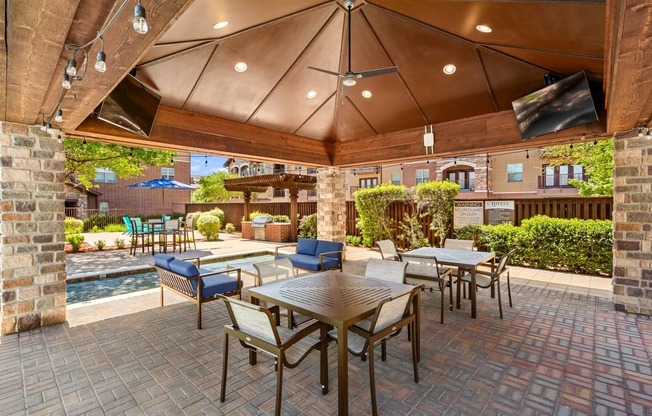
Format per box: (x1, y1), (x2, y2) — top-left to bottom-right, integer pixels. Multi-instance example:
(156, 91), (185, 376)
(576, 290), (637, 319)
(97, 74), (161, 137)
(511, 71), (598, 140)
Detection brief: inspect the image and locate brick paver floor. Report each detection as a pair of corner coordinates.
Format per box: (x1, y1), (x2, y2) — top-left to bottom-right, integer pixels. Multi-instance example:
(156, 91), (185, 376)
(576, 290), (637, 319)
(1, 236), (648, 415)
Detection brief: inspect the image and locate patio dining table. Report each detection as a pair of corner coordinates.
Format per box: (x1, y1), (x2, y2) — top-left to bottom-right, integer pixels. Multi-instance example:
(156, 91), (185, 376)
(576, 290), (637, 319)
(403, 247), (495, 319)
(248, 270), (420, 416)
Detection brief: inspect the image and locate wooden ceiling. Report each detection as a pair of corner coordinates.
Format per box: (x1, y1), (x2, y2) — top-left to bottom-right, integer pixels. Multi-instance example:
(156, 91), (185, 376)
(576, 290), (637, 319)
(4, 0), (652, 167)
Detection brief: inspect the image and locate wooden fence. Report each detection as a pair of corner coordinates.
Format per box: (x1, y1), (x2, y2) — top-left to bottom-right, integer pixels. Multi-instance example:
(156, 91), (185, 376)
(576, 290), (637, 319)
(187, 197), (612, 245)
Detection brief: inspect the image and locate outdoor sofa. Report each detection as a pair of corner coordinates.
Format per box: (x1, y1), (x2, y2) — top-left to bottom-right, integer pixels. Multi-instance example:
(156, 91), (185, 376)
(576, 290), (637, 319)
(152, 254), (242, 329)
(275, 237), (344, 272)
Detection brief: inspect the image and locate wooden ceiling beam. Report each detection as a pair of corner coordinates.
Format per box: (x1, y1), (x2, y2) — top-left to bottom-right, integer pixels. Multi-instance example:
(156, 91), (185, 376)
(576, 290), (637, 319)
(55, 0), (195, 131)
(71, 105), (334, 166)
(332, 109), (608, 167)
(6, 0), (80, 124)
(604, 0), (652, 131)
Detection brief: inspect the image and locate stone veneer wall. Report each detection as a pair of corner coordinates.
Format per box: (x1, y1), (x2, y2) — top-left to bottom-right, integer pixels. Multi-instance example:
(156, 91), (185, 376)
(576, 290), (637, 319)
(613, 134), (652, 315)
(1, 123), (67, 335)
(316, 167), (346, 243)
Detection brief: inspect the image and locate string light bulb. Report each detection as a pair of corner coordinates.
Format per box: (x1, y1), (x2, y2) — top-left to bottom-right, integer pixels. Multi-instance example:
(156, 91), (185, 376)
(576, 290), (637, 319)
(62, 74), (72, 89)
(65, 59), (77, 77)
(55, 109), (63, 123)
(593, 139), (598, 145)
(486, 154), (490, 165)
(82, 139), (87, 148)
(526, 149), (529, 159)
(454, 156), (457, 165)
(95, 36), (106, 72)
(133, 1), (149, 34)
(204, 156), (208, 166)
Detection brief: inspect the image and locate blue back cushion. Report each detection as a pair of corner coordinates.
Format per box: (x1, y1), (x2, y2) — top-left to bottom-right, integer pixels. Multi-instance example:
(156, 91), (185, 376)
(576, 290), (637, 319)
(169, 259), (200, 277)
(296, 238), (318, 256)
(315, 240), (344, 261)
(154, 254), (175, 270)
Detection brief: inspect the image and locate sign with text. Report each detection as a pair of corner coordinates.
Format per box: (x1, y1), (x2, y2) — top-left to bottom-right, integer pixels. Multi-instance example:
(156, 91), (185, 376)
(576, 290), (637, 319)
(486, 200), (515, 225)
(453, 201), (484, 229)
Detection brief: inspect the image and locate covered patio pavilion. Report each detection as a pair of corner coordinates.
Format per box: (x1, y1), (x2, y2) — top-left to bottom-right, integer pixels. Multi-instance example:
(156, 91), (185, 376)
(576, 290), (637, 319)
(0, 0), (652, 413)
(224, 173), (318, 241)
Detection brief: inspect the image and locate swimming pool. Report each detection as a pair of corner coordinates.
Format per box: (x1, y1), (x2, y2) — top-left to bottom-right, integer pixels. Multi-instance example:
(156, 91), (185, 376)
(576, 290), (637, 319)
(66, 254), (275, 304)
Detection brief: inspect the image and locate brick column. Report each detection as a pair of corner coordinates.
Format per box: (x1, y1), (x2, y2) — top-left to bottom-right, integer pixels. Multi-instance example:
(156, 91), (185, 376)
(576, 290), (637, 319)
(316, 167), (346, 243)
(613, 133), (652, 315)
(1, 123), (67, 335)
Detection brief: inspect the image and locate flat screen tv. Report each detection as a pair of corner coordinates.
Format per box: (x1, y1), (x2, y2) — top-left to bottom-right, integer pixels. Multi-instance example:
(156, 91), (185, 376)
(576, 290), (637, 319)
(96, 74), (161, 137)
(511, 71), (598, 140)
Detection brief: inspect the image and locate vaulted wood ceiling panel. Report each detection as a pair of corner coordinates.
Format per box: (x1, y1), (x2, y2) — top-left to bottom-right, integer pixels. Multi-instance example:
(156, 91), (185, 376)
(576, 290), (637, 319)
(248, 11), (343, 134)
(183, 5), (336, 123)
(294, 94), (337, 140)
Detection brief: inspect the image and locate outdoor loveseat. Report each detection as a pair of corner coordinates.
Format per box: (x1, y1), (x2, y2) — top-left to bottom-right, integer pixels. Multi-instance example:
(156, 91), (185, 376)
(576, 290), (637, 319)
(275, 237), (344, 272)
(152, 254), (242, 329)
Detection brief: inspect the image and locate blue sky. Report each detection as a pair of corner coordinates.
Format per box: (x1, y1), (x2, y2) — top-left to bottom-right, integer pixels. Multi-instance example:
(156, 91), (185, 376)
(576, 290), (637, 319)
(190, 154), (228, 176)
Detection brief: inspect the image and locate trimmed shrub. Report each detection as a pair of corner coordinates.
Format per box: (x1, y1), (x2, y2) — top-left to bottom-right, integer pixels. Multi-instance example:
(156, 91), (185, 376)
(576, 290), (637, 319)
(456, 215), (613, 275)
(224, 223), (236, 233)
(65, 217), (84, 234)
(66, 234), (85, 252)
(346, 235), (362, 246)
(273, 215), (290, 223)
(114, 238), (126, 249)
(249, 211), (271, 221)
(104, 223), (127, 233)
(95, 240), (106, 250)
(197, 214), (221, 241)
(354, 183), (406, 244)
(298, 214), (317, 239)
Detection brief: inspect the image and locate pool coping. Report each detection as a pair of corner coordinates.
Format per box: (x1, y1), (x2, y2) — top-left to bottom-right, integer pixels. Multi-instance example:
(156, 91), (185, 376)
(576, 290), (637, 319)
(66, 249), (276, 283)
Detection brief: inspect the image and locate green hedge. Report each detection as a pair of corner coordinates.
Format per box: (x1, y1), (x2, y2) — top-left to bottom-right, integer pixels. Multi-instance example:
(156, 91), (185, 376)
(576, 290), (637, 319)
(456, 215), (613, 275)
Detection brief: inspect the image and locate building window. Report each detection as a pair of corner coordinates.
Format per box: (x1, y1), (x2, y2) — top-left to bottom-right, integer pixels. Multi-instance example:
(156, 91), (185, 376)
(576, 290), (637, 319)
(308, 168), (318, 175)
(161, 167), (175, 180)
(273, 188), (285, 197)
(447, 169), (475, 190)
(307, 188), (317, 199)
(542, 164), (584, 188)
(359, 178), (378, 189)
(273, 164), (285, 174)
(95, 168), (117, 183)
(241, 165), (249, 176)
(391, 173), (401, 186)
(99, 202), (109, 216)
(415, 169), (429, 185)
(507, 163), (523, 182)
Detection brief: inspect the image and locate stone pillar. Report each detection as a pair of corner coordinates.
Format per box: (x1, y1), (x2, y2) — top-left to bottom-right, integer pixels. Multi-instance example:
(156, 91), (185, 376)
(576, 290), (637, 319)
(613, 133), (652, 315)
(316, 167), (346, 243)
(1, 123), (67, 335)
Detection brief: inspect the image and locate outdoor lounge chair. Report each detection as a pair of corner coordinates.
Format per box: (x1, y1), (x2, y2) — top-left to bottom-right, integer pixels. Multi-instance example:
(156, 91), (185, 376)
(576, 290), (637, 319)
(220, 296), (329, 416)
(152, 254), (242, 329)
(327, 286), (421, 416)
(252, 258), (312, 328)
(398, 253), (453, 324)
(458, 249), (516, 319)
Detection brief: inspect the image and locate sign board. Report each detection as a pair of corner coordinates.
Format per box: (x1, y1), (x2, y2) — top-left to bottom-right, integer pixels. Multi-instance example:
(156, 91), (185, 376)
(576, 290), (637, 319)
(486, 200), (515, 225)
(453, 201), (484, 229)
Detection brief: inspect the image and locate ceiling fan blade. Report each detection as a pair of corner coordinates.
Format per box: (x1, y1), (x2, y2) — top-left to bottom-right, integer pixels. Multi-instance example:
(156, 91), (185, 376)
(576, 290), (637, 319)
(356, 66), (399, 79)
(308, 66), (343, 77)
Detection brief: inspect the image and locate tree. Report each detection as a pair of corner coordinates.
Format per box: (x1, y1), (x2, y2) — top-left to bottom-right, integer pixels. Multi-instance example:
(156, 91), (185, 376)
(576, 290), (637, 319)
(538, 138), (613, 196)
(354, 183), (406, 244)
(414, 180), (460, 246)
(191, 171), (242, 202)
(64, 139), (174, 189)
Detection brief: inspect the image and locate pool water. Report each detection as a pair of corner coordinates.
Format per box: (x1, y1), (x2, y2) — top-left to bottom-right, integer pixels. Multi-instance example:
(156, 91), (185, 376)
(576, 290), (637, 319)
(67, 254), (274, 304)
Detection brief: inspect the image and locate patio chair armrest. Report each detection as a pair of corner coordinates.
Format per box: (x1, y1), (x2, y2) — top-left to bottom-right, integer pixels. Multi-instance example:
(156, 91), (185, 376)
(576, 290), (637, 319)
(275, 243), (297, 256)
(281, 320), (325, 349)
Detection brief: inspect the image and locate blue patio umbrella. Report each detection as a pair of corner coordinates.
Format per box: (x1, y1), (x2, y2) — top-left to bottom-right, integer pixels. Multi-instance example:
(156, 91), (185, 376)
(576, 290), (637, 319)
(126, 177), (194, 206)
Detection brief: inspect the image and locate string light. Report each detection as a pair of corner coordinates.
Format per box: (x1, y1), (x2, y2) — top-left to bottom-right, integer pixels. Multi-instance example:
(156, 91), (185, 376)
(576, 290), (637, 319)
(41, 1), (148, 130)
(526, 149), (529, 159)
(204, 156), (208, 166)
(486, 154), (490, 165)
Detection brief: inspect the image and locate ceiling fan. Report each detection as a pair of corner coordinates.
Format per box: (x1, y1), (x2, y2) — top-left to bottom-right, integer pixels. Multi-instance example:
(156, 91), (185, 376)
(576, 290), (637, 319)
(308, 0), (398, 94)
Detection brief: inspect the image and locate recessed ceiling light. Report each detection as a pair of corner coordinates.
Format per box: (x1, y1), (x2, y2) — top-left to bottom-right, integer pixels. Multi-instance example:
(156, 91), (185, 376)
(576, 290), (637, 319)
(443, 64), (456, 75)
(213, 21), (229, 29)
(306, 90), (317, 99)
(361, 90), (372, 98)
(476, 25), (492, 33)
(234, 62), (247, 72)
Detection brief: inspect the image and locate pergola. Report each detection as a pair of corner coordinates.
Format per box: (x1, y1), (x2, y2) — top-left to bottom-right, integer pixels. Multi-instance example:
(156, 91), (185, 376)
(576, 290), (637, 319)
(224, 173), (317, 240)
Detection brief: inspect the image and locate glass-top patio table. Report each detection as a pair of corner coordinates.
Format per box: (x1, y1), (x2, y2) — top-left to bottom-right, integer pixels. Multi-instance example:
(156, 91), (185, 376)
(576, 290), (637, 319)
(248, 270), (420, 416)
(403, 247), (495, 319)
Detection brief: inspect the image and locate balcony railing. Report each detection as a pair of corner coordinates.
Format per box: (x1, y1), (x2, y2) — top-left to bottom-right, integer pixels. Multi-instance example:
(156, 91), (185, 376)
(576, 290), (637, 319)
(538, 173), (587, 188)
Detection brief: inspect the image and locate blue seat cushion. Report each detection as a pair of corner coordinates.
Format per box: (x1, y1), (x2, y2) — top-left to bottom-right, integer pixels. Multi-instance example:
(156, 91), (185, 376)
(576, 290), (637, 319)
(296, 238), (318, 256)
(192, 272), (239, 299)
(154, 254), (175, 269)
(315, 240), (344, 261)
(169, 259), (200, 277)
(276, 253), (340, 271)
